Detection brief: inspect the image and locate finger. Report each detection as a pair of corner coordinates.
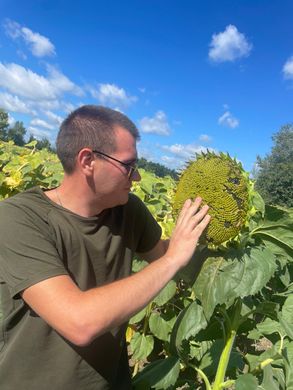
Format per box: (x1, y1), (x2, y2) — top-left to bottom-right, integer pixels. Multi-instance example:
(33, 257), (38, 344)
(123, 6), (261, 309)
(185, 204), (210, 232)
(179, 197), (203, 225)
(192, 214), (211, 238)
(176, 198), (192, 225)
(193, 204), (210, 222)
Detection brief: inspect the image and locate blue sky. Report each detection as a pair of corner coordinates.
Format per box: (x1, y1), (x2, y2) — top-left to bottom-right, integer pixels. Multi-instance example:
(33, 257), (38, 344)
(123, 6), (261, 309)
(0, 0), (293, 173)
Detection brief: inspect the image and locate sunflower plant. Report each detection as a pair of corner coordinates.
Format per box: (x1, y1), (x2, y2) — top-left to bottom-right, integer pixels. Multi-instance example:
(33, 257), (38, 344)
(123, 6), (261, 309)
(131, 152), (293, 390)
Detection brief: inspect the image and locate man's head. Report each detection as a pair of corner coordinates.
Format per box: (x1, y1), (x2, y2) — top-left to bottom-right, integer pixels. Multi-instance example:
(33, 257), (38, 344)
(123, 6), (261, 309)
(56, 105), (140, 174)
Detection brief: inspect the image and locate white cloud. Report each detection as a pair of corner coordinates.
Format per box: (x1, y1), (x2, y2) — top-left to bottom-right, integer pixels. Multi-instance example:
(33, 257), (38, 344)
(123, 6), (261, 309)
(139, 111), (171, 136)
(8, 113), (15, 126)
(0, 62), (83, 101)
(137, 145), (156, 161)
(199, 134), (212, 143)
(43, 110), (63, 125)
(90, 83), (137, 109)
(4, 19), (56, 57)
(30, 118), (55, 130)
(27, 126), (51, 139)
(32, 99), (62, 111)
(46, 64), (83, 97)
(61, 101), (77, 113)
(0, 91), (36, 115)
(0, 62), (54, 100)
(160, 143), (217, 170)
(161, 143), (208, 159)
(283, 56), (293, 79)
(218, 111), (239, 128)
(209, 25), (252, 62)
(161, 155), (181, 170)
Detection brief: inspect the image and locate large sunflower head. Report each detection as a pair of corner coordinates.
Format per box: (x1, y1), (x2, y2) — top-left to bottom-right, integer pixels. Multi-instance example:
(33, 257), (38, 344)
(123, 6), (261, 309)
(173, 151), (254, 247)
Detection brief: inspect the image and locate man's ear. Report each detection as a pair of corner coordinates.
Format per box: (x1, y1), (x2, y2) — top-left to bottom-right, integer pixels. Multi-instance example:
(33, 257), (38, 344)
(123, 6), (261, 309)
(77, 149), (95, 175)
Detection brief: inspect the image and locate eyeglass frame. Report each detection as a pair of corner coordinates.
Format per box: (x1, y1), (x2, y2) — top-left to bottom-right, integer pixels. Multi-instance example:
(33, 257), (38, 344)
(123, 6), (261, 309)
(92, 150), (138, 179)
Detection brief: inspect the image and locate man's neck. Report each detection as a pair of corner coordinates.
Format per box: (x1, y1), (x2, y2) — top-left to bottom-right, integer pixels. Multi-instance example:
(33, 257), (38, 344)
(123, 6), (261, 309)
(45, 178), (106, 218)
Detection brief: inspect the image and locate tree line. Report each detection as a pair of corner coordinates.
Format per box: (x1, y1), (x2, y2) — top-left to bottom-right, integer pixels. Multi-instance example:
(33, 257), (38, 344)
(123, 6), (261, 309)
(137, 157), (178, 179)
(0, 109), (55, 151)
(254, 123), (293, 208)
(0, 108), (292, 207)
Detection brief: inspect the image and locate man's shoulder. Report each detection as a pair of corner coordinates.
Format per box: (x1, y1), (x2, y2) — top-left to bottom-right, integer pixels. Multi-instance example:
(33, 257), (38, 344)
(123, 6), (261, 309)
(128, 192), (146, 207)
(128, 192), (143, 205)
(0, 187), (52, 220)
(123, 192), (147, 213)
(2, 186), (43, 205)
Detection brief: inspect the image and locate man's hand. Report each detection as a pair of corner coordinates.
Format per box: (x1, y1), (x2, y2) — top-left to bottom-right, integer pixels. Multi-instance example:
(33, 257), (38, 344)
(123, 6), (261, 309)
(165, 197), (210, 270)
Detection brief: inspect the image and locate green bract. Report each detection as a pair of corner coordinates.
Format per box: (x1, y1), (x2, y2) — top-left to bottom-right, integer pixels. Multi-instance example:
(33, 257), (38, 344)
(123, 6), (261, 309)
(173, 151), (253, 246)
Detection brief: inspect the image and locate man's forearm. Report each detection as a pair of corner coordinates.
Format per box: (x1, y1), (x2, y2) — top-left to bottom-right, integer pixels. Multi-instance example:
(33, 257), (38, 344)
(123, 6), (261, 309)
(22, 253), (179, 347)
(77, 253), (178, 344)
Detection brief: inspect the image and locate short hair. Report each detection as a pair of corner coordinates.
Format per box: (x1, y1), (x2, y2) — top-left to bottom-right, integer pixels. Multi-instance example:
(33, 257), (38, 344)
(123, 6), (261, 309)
(56, 105), (140, 174)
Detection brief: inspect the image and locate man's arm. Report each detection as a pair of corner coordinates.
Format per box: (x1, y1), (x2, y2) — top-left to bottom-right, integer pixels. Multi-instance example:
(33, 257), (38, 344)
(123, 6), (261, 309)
(22, 198), (210, 347)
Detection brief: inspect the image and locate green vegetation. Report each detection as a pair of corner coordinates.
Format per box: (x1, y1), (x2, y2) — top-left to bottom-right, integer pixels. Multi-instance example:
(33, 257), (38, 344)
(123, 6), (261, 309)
(0, 140), (62, 199)
(0, 109), (9, 140)
(255, 124), (293, 208)
(130, 165), (293, 390)
(1, 141), (293, 389)
(137, 157), (178, 180)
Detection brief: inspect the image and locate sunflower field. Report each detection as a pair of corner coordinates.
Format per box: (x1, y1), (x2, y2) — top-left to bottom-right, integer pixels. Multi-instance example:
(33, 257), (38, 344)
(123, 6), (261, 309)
(1, 140), (293, 389)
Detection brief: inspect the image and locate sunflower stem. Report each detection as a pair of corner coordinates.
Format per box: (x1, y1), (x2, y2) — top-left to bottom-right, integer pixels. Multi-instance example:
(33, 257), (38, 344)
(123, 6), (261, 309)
(212, 299), (242, 390)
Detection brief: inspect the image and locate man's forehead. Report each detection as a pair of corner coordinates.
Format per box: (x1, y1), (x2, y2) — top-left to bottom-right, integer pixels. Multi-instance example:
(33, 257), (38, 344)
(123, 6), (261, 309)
(112, 128), (138, 161)
(114, 125), (134, 136)
(114, 126), (136, 145)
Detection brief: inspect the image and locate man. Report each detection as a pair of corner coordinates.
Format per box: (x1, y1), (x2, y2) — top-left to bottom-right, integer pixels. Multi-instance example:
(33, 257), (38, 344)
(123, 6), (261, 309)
(0, 105), (210, 389)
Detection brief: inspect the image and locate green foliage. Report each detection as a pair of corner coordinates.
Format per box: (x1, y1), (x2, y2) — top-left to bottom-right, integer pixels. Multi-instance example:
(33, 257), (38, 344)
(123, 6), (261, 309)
(130, 156), (293, 390)
(6, 121), (26, 146)
(132, 169), (176, 238)
(0, 108), (9, 140)
(0, 140), (63, 199)
(255, 124), (293, 208)
(2, 142), (293, 389)
(138, 157), (178, 180)
(27, 134), (55, 152)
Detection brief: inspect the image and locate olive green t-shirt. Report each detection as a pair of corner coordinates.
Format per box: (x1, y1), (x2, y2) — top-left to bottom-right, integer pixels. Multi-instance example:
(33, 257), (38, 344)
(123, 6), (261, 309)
(0, 187), (162, 390)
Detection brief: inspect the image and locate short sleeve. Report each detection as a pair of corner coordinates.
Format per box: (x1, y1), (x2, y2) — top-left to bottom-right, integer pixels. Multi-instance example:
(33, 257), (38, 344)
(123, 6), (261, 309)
(0, 201), (68, 298)
(128, 194), (162, 253)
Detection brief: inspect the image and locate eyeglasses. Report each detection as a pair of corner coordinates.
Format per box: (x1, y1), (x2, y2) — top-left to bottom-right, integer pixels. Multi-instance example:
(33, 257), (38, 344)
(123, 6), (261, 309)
(92, 150), (138, 179)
